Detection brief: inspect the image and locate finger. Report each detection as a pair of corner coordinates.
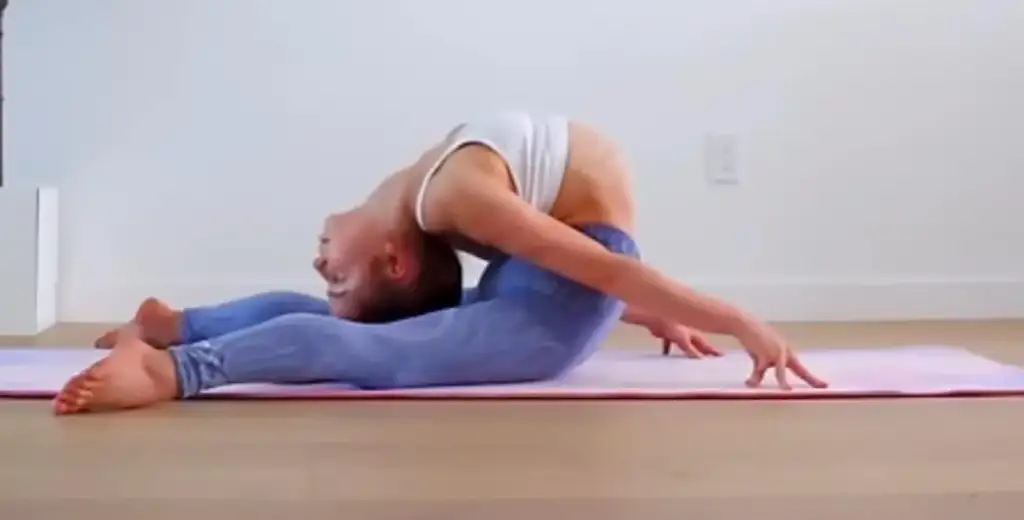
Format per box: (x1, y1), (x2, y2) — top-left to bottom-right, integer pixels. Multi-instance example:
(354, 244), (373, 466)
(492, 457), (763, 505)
(672, 338), (702, 358)
(774, 347), (791, 391)
(661, 338), (671, 356)
(746, 357), (770, 388)
(691, 334), (723, 357)
(788, 355), (829, 389)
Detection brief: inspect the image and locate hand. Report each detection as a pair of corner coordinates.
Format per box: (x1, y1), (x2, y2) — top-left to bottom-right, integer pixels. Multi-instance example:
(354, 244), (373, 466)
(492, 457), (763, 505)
(734, 320), (828, 390)
(649, 321), (722, 359)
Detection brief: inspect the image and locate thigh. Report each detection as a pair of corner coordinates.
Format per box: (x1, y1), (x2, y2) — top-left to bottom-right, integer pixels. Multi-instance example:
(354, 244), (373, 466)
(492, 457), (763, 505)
(481, 254), (626, 349)
(460, 287), (482, 306)
(201, 302), (567, 389)
(357, 290), (622, 388)
(333, 299), (559, 388)
(197, 286), (623, 390)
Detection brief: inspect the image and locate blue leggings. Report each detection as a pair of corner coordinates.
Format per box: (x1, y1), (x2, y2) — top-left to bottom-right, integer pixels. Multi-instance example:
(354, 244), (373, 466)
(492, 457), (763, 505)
(167, 224), (640, 396)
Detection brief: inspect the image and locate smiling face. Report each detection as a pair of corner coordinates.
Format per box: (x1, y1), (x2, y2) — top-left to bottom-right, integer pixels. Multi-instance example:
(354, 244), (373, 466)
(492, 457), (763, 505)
(314, 209), (400, 321)
(313, 208), (465, 323)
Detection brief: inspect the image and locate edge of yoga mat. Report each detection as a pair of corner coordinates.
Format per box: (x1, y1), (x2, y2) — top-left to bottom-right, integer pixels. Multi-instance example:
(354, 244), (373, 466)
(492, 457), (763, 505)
(5, 387), (1024, 401)
(4, 345), (1024, 401)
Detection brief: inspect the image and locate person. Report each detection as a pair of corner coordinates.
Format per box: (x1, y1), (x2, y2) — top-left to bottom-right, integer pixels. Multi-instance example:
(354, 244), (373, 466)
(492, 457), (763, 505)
(54, 112), (827, 415)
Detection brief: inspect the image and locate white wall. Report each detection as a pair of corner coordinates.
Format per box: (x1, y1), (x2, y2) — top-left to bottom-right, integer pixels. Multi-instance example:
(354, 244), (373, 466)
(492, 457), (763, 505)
(6, 0), (1024, 323)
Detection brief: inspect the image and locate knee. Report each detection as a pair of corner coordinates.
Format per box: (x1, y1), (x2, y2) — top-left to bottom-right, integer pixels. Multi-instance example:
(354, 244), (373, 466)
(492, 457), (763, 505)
(536, 297), (624, 352)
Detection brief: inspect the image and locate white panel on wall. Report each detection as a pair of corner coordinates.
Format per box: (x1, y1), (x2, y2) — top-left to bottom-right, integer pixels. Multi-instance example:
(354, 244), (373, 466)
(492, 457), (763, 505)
(0, 187), (60, 335)
(5, 0), (1024, 321)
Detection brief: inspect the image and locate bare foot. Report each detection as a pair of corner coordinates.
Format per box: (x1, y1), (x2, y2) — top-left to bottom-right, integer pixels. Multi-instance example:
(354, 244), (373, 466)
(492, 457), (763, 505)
(55, 326), (180, 415)
(94, 297), (182, 349)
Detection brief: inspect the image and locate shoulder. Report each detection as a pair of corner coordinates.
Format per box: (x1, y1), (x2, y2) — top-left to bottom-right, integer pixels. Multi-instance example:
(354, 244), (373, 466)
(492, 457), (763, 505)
(413, 147), (517, 233)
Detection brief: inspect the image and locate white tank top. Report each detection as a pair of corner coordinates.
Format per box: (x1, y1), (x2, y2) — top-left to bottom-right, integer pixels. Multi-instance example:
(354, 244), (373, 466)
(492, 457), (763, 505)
(414, 112), (570, 230)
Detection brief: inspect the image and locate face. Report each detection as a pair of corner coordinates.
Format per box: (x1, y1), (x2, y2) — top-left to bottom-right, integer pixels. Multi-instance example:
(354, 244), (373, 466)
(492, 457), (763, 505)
(314, 210), (419, 322)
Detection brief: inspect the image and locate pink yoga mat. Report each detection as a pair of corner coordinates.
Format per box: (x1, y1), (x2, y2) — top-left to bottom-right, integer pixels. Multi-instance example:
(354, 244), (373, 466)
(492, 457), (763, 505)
(1, 346), (1022, 400)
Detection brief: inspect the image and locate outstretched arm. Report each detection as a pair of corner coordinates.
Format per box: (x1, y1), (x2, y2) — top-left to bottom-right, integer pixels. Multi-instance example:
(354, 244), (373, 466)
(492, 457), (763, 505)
(620, 305), (658, 327)
(620, 304), (676, 331)
(421, 169), (752, 337)
(420, 166), (826, 389)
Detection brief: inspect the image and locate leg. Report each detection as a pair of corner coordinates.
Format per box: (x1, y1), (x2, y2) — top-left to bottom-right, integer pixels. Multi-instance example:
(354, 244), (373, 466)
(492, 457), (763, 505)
(179, 291), (332, 343)
(54, 283), (624, 414)
(167, 292), (623, 394)
(57, 223), (639, 413)
(461, 286), (481, 305)
(159, 235), (630, 393)
(94, 291), (331, 349)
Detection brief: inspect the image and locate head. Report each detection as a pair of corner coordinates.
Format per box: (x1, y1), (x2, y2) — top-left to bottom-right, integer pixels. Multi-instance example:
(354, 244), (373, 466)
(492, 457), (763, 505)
(315, 209), (463, 322)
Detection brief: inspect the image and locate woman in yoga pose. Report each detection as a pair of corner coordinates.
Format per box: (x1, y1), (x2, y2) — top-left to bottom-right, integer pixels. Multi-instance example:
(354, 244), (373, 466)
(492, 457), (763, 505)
(56, 112), (826, 414)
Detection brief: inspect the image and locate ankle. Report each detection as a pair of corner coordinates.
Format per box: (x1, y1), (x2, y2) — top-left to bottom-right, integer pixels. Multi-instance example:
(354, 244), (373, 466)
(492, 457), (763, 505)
(143, 348), (183, 400)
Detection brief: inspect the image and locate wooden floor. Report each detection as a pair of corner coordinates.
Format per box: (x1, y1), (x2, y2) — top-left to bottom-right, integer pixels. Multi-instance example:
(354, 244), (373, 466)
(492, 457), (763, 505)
(2, 320), (1024, 519)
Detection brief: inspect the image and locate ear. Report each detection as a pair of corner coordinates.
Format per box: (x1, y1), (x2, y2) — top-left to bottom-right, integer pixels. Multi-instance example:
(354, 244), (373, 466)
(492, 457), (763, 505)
(380, 241), (416, 283)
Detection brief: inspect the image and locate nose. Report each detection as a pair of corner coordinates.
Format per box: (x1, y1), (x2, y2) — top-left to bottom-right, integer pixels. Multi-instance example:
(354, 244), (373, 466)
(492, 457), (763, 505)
(313, 257), (328, 277)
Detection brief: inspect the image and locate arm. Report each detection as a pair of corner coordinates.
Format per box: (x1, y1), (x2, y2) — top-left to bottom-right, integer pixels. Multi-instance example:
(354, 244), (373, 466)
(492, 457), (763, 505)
(421, 168), (755, 337)
(620, 305), (661, 327)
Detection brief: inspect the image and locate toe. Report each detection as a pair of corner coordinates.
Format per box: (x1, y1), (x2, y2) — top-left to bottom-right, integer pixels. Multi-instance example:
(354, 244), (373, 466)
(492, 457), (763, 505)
(74, 392), (92, 409)
(54, 372), (92, 414)
(53, 393), (76, 415)
(63, 387), (94, 414)
(57, 372), (85, 395)
(93, 330), (118, 349)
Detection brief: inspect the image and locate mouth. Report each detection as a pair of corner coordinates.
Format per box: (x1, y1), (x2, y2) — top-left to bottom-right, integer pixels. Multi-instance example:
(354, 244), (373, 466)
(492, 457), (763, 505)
(326, 282), (347, 299)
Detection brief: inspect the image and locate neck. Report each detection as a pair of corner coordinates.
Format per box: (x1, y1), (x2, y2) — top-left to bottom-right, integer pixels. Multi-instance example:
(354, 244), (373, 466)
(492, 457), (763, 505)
(364, 169), (424, 237)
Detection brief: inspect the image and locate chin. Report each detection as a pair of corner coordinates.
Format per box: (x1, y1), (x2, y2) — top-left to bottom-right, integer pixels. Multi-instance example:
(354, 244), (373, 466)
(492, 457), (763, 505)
(328, 299), (357, 320)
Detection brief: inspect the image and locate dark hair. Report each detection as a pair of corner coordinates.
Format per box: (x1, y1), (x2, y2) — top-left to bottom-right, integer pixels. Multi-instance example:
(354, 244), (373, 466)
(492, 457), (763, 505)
(361, 232), (463, 323)
(406, 232), (464, 313)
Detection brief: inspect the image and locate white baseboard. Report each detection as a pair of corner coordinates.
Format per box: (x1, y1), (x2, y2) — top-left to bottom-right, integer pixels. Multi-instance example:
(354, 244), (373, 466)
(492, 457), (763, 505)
(60, 277), (1024, 324)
